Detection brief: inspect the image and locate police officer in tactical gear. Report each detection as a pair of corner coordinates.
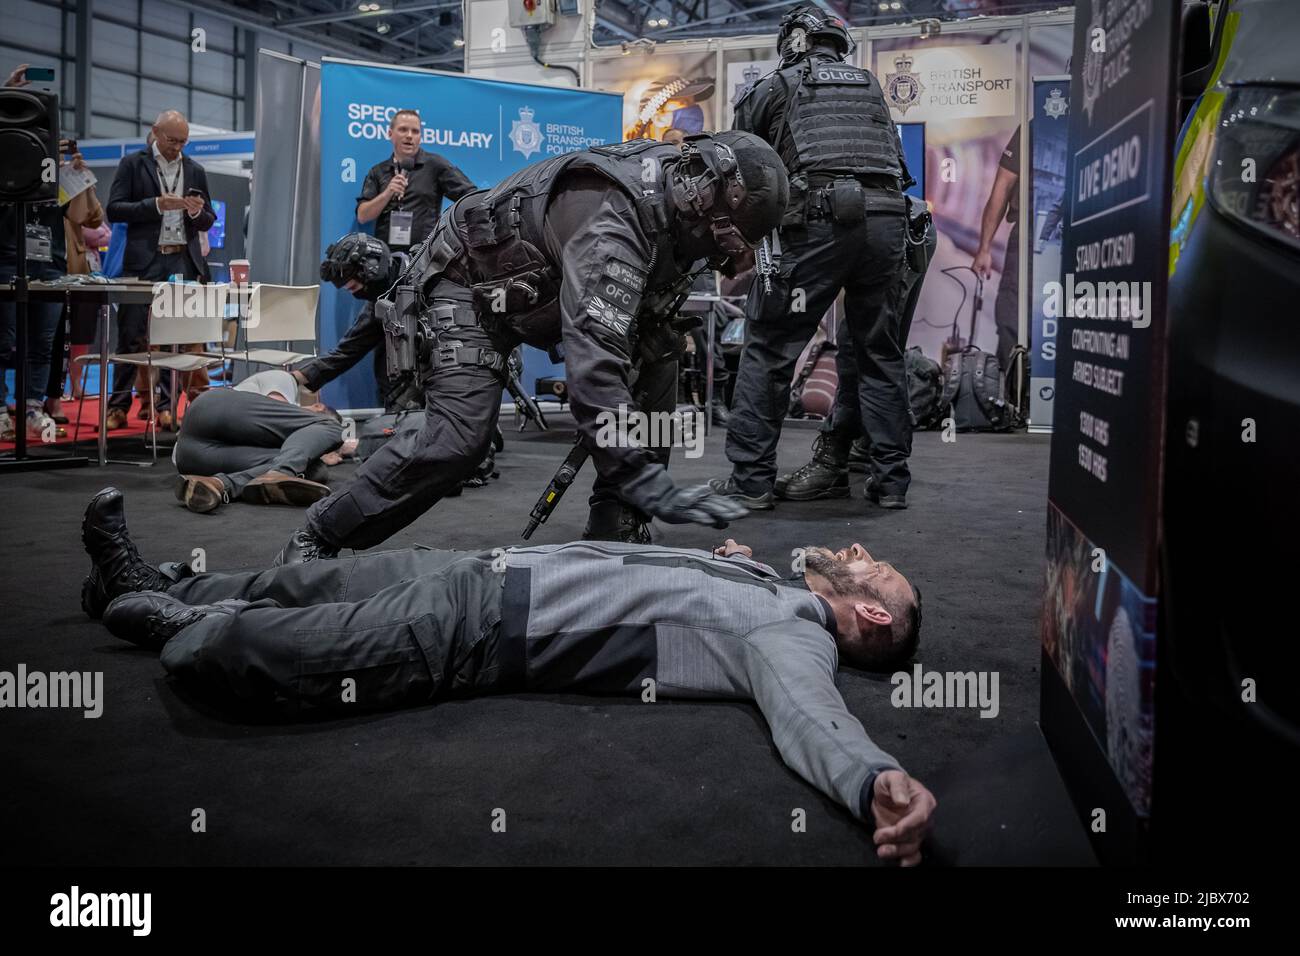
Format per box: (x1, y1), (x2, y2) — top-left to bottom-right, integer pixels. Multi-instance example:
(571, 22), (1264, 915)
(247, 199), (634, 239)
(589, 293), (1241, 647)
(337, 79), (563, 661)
(710, 4), (919, 511)
(778, 197), (936, 504)
(276, 130), (789, 564)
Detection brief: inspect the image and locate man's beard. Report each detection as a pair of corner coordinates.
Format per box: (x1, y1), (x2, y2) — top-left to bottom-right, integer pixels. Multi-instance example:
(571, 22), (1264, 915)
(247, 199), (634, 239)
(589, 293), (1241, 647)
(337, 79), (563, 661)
(803, 546), (859, 596)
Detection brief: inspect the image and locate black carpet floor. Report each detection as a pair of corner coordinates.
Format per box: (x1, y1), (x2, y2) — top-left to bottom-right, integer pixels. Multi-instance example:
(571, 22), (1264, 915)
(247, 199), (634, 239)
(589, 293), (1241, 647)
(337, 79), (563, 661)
(0, 419), (1095, 866)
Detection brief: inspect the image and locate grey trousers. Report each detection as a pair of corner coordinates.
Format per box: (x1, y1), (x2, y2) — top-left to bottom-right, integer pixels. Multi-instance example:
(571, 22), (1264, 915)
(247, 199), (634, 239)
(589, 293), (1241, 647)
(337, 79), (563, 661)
(163, 548), (508, 714)
(174, 388), (343, 498)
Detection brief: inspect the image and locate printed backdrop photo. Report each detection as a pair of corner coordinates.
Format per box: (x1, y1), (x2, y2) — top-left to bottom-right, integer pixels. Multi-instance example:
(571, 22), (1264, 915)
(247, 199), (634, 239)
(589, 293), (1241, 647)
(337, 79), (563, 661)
(871, 26), (1073, 367)
(591, 50), (720, 141)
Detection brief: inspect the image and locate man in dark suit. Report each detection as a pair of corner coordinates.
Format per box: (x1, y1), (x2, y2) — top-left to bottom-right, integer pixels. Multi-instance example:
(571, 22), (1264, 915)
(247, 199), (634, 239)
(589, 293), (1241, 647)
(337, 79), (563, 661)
(105, 111), (215, 429)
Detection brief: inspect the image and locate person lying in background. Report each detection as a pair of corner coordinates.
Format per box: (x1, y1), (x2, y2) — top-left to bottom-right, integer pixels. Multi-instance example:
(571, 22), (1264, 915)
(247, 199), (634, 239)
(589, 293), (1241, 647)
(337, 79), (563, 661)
(172, 368), (355, 514)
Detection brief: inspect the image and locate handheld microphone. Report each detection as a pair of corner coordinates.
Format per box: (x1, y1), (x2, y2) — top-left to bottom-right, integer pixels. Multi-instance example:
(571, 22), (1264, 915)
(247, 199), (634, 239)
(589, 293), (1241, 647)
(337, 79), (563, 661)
(392, 156), (414, 207)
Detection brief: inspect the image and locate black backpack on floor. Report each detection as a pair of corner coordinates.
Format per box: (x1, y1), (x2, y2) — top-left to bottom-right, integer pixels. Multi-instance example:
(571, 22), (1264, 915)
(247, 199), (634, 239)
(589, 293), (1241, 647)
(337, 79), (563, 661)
(905, 346), (944, 429)
(940, 348), (1011, 432)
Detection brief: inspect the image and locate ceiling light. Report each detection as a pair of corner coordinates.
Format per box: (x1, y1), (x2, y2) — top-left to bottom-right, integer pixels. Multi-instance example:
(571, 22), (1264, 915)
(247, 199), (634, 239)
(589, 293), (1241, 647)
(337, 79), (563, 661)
(891, 1), (902, 9)
(453, 37), (465, 47)
(376, 21), (390, 33)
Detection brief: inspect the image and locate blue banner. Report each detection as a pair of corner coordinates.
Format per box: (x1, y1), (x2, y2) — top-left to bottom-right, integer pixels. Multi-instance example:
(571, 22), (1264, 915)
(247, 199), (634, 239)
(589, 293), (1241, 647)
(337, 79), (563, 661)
(319, 61), (623, 410)
(899, 122), (925, 199)
(1028, 78), (1071, 430)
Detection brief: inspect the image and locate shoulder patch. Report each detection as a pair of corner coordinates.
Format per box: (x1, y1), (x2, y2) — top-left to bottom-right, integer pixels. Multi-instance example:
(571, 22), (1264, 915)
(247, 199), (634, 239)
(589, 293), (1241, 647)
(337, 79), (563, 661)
(594, 257), (647, 315)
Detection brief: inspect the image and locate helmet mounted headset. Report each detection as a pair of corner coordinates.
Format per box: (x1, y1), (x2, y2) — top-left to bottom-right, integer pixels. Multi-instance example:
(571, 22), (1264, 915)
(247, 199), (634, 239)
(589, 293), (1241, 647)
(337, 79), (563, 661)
(667, 135), (753, 257)
(778, 5), (855, 67)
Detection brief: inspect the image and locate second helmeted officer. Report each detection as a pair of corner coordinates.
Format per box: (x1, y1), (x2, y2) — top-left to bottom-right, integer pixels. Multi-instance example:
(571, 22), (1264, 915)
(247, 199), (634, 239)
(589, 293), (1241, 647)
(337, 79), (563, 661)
(712, 4), (918, 510)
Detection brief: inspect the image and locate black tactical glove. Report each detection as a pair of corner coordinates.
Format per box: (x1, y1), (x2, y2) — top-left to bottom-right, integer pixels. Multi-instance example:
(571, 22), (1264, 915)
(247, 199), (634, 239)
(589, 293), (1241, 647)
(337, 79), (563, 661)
(320, 233), (396, 301)
(620, 463), (749, 529)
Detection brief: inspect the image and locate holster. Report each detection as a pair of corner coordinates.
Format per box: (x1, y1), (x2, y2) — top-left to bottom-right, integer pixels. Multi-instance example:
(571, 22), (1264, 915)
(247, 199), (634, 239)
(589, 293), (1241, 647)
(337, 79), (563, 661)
(381, 280), (422, 384)
(904, 193), (934, 274)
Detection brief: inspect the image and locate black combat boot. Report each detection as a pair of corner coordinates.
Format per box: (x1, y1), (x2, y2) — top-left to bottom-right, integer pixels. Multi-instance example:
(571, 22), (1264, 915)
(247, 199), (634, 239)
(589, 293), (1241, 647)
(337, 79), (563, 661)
(273, 527), (340, 566)
(584, 501), (653, 544)
(774, 434), (851, 501)
(81, 487), (171, 619)
(848, 437), (870, 472)
(103, 592), (246, 651)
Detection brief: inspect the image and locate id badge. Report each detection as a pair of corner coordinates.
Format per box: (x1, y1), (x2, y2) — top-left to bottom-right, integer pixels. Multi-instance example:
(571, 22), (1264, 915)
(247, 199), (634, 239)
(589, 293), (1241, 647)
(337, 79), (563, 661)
(160, 216), (186, 245)
(388, 210), (414, 248)
(25, 223), (53, 262)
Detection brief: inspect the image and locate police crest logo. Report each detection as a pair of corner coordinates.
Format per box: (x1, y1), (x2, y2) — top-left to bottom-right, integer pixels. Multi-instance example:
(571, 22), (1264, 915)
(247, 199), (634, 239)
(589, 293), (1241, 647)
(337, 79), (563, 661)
(510, 105), (544, 159)
(884, 53), (925, 115)
(1044, 88), (1069, 120)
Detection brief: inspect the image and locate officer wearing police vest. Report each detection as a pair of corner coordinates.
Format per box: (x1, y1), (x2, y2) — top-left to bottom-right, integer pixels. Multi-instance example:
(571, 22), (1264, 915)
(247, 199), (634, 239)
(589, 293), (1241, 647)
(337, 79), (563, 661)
(276, 131), (789, 564)
(710, 4), (919, 511)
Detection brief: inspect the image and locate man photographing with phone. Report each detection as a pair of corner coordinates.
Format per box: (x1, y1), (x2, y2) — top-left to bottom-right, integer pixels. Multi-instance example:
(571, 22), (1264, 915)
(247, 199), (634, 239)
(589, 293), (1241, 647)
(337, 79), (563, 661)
(104, 109), (215, 430)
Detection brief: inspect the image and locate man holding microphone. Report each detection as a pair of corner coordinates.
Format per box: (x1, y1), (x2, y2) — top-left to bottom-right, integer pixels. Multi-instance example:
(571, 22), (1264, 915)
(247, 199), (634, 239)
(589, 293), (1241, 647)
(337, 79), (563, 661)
(336, 109), (477, 405)
(355, 109), (476, 254)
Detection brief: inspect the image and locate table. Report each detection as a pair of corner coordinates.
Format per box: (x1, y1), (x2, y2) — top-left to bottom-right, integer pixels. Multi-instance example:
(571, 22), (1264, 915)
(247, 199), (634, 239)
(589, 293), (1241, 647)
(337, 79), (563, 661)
(0, 280), (158, 468)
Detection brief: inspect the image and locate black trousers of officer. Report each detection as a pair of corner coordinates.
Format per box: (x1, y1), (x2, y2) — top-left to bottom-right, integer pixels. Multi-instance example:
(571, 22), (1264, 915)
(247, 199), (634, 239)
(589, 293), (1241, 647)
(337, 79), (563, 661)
(306, 282), (504, 551)
(160, 548), (507, 714)
(823, 211), (935, 473)
(302, 280), (679, 550)
(727, 204), (912, 497)
(174, 388), (340, 499)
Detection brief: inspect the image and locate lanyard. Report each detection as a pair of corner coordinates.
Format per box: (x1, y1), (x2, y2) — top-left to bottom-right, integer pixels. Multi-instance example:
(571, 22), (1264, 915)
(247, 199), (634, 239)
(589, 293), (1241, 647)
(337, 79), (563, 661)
(157, 161), (181, 195)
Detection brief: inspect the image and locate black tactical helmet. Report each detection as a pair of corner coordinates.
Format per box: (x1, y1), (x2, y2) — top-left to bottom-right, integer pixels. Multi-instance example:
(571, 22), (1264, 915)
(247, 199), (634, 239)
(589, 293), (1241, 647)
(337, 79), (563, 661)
(668, 131), (788, 255)
(777, 4), (854, 66)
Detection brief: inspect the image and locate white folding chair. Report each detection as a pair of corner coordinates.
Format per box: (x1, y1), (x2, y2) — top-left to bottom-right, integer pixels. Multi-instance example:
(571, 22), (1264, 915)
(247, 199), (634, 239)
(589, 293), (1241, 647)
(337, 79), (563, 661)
(74, 283), (228, 461)
(237, 283), (320, 368)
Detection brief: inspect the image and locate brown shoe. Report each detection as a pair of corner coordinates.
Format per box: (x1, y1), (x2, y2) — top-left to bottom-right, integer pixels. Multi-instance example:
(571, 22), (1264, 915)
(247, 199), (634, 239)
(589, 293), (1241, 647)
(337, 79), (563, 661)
(241, 471), (331, 507)
(105, 408), (130, 430)
(156, 410), (174, 430)
(175, 475), (228, 514)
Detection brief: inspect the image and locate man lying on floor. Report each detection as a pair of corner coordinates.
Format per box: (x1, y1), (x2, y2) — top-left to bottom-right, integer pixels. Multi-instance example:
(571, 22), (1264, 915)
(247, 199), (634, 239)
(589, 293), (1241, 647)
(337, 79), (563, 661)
(172, 369), (354, 514)
(81, 486), (937, 864)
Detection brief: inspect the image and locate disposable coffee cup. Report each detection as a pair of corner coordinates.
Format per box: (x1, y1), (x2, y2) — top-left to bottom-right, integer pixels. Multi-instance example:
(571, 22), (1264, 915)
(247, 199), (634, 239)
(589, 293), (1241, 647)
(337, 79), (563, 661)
(229, 259), (250, 286)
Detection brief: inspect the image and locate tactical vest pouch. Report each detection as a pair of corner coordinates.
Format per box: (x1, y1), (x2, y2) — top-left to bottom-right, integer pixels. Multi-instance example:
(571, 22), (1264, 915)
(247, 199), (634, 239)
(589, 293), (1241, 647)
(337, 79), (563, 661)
(471, 269), (556, 319)
(830, 180), (866, 223)
(784, 175), (809, 228)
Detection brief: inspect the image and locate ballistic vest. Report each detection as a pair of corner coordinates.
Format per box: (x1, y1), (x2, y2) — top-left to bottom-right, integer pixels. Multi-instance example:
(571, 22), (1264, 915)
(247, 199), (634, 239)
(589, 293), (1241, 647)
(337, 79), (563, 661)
(774, 54), (903, 180)
(412, 139), (688, 347)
